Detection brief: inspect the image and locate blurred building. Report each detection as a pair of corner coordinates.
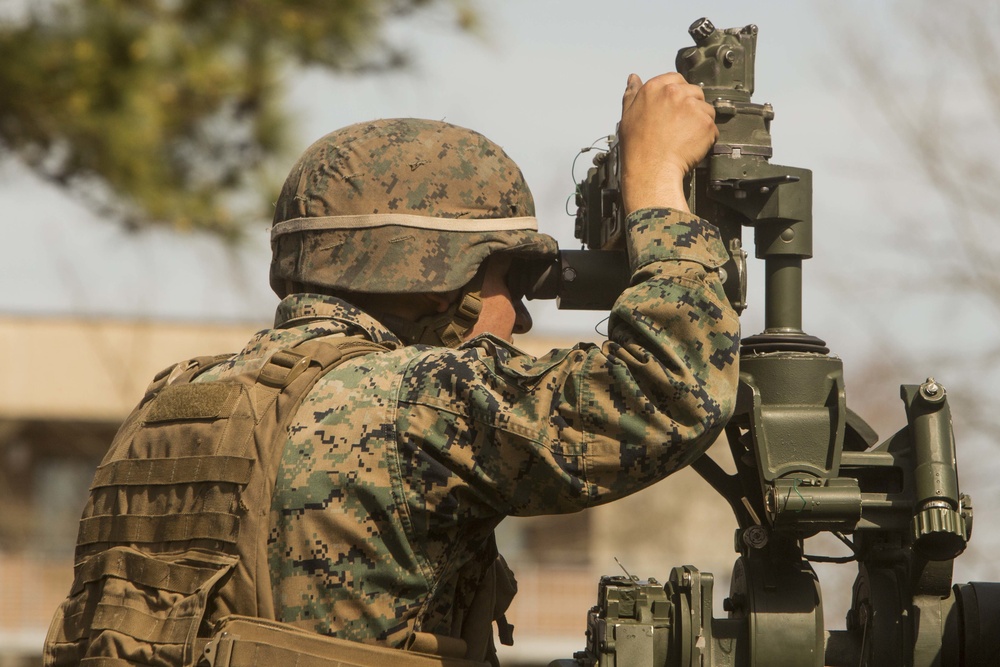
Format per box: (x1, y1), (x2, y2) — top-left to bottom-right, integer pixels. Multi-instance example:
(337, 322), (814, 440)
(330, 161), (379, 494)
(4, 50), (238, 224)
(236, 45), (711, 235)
(0, 316), (736, 667)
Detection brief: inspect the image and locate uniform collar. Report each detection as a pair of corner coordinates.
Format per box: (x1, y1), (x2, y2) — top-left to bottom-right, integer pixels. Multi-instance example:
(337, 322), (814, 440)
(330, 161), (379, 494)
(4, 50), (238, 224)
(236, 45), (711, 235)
(274, 293), (403, 349)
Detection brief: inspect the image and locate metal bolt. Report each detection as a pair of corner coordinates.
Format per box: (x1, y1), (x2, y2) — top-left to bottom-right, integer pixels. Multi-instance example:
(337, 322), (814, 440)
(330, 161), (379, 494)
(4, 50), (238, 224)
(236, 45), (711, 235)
(724, 50), (737, 66)
(743, 525), (768, 549)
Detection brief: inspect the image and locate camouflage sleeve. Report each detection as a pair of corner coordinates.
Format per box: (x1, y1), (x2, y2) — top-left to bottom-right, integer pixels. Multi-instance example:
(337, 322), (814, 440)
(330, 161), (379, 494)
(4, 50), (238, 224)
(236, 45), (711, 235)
(398, 208), (739, 516)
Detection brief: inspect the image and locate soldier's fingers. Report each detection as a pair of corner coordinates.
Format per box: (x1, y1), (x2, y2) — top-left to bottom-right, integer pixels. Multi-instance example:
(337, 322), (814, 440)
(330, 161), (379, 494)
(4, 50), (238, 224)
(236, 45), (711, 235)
(644, 76), (716, 136)
(622, 73), (643, 114)
(642, 73), (708, 106)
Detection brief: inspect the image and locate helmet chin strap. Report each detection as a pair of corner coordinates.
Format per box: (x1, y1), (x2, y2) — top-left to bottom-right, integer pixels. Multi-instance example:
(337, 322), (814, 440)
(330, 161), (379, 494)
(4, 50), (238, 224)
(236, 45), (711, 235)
(379, 269), (486, 348)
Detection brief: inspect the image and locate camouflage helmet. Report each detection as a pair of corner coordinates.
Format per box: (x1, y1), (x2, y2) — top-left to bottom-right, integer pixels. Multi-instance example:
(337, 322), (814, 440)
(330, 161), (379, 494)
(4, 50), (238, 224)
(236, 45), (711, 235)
(269, 118), (559, 297)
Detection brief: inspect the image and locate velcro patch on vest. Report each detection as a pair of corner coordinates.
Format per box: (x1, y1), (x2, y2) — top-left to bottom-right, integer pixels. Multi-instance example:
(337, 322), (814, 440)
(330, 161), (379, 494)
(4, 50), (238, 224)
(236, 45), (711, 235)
(90, 456), (254, 489)
(145, 383), (241, 423)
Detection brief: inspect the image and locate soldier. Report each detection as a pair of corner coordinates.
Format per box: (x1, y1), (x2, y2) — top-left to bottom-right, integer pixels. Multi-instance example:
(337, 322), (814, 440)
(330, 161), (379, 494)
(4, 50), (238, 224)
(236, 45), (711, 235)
(44, 73), (739, 667)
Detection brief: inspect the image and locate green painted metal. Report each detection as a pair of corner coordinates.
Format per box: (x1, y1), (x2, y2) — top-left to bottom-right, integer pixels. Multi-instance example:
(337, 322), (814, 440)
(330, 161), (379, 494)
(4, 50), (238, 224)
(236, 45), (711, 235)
(552, 16), (998, 667)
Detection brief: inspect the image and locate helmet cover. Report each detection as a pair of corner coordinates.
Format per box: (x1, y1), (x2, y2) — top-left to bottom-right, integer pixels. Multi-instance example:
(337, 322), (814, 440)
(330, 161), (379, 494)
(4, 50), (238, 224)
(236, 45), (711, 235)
(270, 118), (559, 296)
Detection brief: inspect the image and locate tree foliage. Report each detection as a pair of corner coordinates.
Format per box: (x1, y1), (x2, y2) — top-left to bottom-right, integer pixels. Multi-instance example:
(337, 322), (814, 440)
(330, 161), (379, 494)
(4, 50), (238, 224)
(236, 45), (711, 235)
(0, 0), (474, 239)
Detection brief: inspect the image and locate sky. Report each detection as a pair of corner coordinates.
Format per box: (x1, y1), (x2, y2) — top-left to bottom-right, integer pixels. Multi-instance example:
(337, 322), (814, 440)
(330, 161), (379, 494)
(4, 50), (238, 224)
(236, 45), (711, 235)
(3, 0), (999, 608)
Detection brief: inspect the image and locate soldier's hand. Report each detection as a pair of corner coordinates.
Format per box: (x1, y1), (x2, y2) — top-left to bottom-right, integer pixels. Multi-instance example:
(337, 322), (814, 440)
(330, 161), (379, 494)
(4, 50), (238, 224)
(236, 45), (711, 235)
(619, 72), (717, 215)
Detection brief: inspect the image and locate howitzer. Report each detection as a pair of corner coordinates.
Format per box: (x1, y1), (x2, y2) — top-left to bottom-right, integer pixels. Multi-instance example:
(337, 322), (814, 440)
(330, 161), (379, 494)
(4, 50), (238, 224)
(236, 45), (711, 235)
(529, 17), (1000, 667)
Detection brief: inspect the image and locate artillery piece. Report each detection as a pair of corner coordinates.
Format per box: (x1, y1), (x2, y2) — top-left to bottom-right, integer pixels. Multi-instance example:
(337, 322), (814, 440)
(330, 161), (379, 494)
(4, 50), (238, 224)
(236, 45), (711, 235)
(527, 18), (1000, 667)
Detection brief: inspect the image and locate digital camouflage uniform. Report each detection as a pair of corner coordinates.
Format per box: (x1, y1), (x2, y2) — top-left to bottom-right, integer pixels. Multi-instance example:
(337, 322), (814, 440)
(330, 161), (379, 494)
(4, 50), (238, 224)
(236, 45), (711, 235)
(44, 118), (740, 667)
(196, 206), (740, 649)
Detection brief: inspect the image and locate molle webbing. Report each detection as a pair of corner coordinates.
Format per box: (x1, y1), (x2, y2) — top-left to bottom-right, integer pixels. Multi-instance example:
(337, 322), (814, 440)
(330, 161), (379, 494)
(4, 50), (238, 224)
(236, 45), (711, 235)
(44, 336), (387, 667)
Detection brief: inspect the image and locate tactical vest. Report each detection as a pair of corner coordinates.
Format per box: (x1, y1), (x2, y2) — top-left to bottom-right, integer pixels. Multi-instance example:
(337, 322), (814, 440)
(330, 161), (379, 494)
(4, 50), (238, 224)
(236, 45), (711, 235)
(43, 335), (494, 667)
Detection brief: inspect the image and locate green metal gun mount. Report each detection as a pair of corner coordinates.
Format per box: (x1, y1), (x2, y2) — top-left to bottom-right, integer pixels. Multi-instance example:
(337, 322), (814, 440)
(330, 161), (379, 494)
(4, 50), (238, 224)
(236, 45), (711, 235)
(547, 17), (1000, 667)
